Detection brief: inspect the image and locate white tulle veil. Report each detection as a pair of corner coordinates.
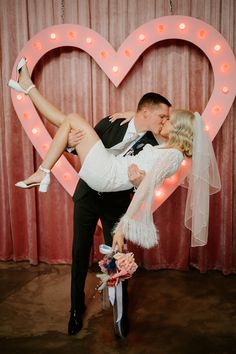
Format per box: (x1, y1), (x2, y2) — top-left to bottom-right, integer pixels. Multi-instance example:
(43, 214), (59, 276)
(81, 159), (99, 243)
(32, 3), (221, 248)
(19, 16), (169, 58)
(183, 112), (221, 246)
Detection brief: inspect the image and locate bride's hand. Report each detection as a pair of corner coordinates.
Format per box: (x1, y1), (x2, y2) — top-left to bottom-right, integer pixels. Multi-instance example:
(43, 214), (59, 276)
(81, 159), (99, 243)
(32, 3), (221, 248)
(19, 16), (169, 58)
(68, 129), (85, 147)
(109, 111), (135, 126)
(128, 164), (146, 188)
(112, 230), (125, 253)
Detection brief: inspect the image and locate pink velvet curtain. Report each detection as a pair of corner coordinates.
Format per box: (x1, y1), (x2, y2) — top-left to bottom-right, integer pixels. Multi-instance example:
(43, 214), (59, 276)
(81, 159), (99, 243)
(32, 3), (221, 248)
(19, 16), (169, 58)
(0, 0), (235, 274)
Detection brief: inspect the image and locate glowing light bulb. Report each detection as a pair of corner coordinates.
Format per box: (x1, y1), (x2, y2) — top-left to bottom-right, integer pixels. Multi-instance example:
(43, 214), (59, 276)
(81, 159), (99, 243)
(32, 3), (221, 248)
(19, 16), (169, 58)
(100, 50), (109, 59)
(181, 160), (187, 166)
(155, 190), (163, 198)
(138, 34), (145, 41)
(63, 173), (71, 181)
(112, 66), (119, 73)
(205, 125), (210, 131)
(222, 86), (229, 94)
(16, 94), (23, 101)
(50, 33), (56, 40)
(33, 42), (42, 50)
(124, 49), (132, 57)
(42, 143), (49, 151)
(158, 24), (165, 32)
(23, 112), (30, 120)
(68, 31), (76, 39)
(198, 30), (206, 39)
(221, 63), (230, 72)
(214, 44), (221, 51)
(32, 128), (39, 135)
(212, 106), (221, 114)
(179, 23), (186, 30)
(86, 37), (92, 44)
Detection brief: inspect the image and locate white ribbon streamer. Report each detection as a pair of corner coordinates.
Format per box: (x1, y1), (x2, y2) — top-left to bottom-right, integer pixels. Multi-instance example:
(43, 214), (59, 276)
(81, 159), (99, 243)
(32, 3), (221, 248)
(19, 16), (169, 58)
(99, 244), (123, 322)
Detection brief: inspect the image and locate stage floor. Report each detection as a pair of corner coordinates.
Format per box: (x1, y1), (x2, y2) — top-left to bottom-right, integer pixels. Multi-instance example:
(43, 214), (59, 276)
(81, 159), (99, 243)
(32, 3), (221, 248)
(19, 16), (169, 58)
(0, 261), (235, 354)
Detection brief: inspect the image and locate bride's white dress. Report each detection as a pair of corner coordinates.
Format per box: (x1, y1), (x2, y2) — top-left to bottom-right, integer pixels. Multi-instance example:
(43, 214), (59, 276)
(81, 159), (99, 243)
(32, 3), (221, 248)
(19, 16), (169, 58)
(79, 140), (183, 192)
(79, 140), (184, 249)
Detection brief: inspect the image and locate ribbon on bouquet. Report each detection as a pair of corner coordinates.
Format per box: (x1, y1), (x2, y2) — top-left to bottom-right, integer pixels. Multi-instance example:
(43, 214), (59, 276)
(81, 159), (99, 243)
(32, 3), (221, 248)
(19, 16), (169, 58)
(97, 244), (123, 323)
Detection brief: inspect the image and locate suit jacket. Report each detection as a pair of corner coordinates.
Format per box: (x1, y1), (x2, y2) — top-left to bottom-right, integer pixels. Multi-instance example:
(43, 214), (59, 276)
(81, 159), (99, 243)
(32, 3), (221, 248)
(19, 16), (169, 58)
(73, 116), (158, 202)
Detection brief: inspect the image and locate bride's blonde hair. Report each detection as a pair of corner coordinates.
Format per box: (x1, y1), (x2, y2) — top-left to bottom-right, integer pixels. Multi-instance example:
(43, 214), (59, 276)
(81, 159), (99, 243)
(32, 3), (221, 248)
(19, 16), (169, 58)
(168, 110), (195, 157)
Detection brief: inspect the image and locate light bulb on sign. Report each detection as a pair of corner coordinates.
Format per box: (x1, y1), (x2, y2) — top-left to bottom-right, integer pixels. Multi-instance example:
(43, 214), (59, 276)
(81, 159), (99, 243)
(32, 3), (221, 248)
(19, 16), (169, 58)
(214, 44), (221, 52)
(50, 33), (56, 40)
(222, 86), (229, 94)
(33, 42), (42, 50)
(42, 143), (49, 151)
(32, 128), (39, 135)
(155, 190), (163, 198)
(221, 63), (230, 73)
(112, 66), (119, 73)
(158, 24), (165, 32)
(23, 112), (30, 120)
(68, 31), (76, 39)
(63, 173), (71, 181)
(138, 34), (145, 41)
(181, 160), (187, 166)
(124, 49), (132, 57)
(212, 106), (221, 114)
(179, 23), (186, 30)
(198, 30), (206, 39)
(16, 94), (23, 101)
(205, 125), (210, 132)
(86, 37), (92, 44)
(100, 50), (109, 59)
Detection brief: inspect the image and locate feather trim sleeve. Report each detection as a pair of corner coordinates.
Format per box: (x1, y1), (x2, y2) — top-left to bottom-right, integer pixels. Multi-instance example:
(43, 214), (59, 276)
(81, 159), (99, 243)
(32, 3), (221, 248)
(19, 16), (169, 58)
(113, 149), (183, 248)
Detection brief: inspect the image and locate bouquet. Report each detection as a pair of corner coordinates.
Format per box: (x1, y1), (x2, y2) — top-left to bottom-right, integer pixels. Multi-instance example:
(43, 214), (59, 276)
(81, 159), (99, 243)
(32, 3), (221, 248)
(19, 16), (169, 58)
(96, 245), (138, 291)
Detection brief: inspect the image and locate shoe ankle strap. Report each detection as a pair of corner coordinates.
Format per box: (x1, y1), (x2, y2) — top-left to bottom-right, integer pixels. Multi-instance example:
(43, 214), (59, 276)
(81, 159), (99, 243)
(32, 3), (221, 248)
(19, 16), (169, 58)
(39, 165), (50, 173)
(25, 84), (36, 94)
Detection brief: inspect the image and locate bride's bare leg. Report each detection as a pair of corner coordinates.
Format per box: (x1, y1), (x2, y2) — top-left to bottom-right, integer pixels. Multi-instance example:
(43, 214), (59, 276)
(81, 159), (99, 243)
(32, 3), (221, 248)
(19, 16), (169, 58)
(22, 113), (99, 185)
(19, 65), (66, 127)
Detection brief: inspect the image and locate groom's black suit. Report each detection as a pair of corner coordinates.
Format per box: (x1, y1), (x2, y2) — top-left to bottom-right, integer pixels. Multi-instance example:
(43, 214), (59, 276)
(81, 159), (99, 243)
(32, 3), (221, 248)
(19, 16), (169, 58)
(71, 116), (158, 334)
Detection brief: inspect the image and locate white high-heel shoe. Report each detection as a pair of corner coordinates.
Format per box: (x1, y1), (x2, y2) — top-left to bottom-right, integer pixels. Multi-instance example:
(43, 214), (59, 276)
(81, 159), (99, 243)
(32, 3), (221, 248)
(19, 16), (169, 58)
(8, 57), (35, 94)
(16, 57), (27, 80)
(15, 166), (51, 193)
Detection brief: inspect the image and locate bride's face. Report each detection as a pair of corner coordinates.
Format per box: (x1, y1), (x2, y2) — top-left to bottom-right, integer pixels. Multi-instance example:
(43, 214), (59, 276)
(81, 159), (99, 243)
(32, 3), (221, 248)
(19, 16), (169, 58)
(160, 117), (173, 138)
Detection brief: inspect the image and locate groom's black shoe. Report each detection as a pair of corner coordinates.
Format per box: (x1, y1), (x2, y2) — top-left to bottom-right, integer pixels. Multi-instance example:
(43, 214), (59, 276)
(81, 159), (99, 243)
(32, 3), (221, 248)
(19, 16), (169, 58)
(68, 305), (86, 335)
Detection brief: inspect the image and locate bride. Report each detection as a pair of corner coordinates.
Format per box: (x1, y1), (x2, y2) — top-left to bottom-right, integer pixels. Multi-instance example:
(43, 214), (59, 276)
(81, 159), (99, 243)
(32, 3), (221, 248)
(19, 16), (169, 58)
(8, 58), (221, 251)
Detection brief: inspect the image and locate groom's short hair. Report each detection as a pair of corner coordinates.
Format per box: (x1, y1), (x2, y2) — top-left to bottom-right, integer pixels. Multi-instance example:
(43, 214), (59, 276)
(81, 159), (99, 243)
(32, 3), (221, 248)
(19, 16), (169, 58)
(137, 92), (171, 111)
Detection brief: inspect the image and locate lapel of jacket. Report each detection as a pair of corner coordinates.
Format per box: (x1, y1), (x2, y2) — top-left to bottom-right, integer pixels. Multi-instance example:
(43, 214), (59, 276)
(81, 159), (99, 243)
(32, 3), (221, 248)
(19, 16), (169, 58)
(101, 120), (129, 148)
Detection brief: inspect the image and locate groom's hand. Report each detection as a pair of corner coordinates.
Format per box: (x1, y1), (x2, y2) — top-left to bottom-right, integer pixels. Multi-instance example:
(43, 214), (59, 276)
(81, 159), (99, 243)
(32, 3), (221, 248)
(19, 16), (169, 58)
(128, 164), (146, 188)
(68, 129), (85, 148)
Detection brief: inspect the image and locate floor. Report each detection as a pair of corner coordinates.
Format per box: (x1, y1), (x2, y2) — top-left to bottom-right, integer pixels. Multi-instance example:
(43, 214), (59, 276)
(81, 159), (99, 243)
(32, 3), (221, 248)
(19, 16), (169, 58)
(0, 261), (235, 354)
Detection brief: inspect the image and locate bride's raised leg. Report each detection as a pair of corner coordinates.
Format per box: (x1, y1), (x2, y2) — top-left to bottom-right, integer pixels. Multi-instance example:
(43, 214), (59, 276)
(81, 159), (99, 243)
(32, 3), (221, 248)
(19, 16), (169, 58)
(19, 62), (66, 127)
(16, 113), (99, 190)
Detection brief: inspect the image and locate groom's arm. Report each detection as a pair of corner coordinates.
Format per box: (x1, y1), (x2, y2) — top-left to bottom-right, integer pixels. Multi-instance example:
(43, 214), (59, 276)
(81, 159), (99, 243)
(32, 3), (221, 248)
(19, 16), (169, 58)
(66, 116), (111, 154)
(67, 115), (126, 153)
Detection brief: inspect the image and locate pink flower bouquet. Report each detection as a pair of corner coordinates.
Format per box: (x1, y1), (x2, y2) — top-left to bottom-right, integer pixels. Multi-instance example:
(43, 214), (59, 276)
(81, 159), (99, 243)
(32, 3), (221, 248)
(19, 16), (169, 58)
(96, 248), (138, 291)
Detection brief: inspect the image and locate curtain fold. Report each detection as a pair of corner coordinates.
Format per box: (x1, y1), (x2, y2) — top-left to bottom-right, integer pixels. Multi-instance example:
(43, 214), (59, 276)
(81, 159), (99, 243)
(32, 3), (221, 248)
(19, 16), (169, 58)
(0, 0), (235, 273)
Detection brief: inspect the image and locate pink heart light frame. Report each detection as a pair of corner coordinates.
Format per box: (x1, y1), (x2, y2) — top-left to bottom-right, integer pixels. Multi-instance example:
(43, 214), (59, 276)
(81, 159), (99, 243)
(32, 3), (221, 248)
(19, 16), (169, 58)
(10, 16), (236, 210)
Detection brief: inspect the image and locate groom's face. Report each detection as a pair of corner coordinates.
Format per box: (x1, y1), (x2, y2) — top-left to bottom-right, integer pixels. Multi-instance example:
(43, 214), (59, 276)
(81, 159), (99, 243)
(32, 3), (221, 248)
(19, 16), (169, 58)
(147, 103), (170, 136)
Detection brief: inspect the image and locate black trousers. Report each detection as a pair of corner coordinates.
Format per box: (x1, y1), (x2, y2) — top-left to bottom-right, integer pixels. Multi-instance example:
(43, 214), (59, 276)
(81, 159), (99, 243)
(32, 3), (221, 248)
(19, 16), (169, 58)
(71, 189), (131, 312)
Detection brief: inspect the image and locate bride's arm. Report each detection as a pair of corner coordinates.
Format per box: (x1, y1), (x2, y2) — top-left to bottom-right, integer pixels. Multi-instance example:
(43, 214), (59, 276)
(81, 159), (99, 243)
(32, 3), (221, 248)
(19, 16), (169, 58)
(112, 150), (183, 250)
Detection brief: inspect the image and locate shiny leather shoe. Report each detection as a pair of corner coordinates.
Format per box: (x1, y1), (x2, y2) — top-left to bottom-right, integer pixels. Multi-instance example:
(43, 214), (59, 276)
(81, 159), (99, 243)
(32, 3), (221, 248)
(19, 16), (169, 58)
(68, 306), (86, 336)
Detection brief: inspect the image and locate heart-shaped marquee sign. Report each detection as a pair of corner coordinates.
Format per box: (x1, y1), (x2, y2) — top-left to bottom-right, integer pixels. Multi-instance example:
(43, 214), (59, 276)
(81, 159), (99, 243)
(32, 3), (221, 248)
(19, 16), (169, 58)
(10, 16), (236, 210)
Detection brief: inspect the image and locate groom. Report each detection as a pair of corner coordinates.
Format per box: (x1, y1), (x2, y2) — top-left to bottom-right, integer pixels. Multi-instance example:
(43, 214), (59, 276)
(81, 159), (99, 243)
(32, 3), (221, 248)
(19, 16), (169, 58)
(67, 92), (171, 337)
